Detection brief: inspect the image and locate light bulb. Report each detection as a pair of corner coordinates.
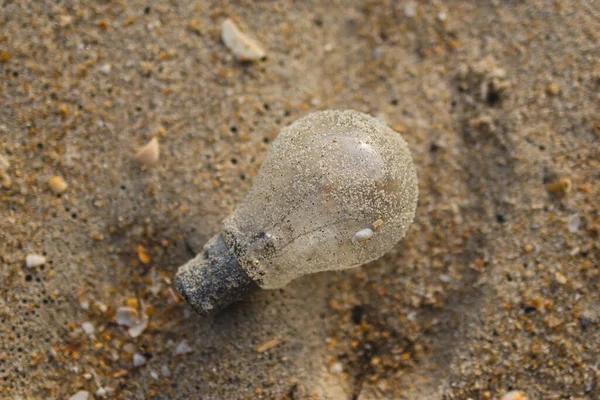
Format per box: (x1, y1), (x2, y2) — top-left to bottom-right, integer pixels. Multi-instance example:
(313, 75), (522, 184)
(175, 110), (418, 315)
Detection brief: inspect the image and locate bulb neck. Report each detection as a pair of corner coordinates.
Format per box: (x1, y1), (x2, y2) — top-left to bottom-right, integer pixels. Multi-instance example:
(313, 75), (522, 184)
(174, 232), (258, 316)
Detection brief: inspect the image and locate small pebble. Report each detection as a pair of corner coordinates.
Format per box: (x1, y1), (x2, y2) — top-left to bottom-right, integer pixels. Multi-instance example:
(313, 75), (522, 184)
(372, 218), (384, 230)
(99, 63), (111, 74)
(49, 175), (69, 194)
(256, 337), (280, 353)
(133, 353), (146, 367)
(567, 214), (580, 233)
(115, 307), (139, 327)
(150, 370), (159, 379)
(404, 2), (417, 17)
(81, 322), (95, 335)
(0, 154), (9, 169)
(135, 137), (160, 167)
(161, 365), (171, 377)
(501, 391), (527, 400)
(0, 170), (11, 188)
(555, 271), (567, 285)
(547, 177), (571, 198)
(352, 228), (373, 244)
(175, 340), (193, 355)
(437, 12), (447, 22)
(547, 83), (560, 95)
(221, 19), (266, 61)
(26, 253), (46, 268)
(69, 391), (91, 400)
(330, 362), (343, 374)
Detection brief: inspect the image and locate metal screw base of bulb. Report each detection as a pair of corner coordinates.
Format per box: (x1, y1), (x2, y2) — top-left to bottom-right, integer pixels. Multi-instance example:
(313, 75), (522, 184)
(174, 233), (258, 316)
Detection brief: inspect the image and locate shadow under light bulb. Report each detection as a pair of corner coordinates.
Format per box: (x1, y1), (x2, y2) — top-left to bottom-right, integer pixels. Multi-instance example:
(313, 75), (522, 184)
(175, 110), (418, 316)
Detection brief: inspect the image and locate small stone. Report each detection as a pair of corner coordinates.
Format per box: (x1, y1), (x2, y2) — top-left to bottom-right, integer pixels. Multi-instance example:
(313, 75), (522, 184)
(404, 2), (417, 17)
(161, 365), (171, 377)
(133, 353), (146, 367)
(437, 12), (447, 21)
(256, 338), (281, 353)
(48, 175), (69, 194)
(0, 50), (10, 63)
(547, 177), (571, 198)
(115, 307), (139, 327)
(555, 271), (567, 285)
(0, 154), (9, 169)
(330, 362), (343, 374)
(99, 63), (112, 74)
(0, 170), (10, 188)
(150, 370), (159, 379)
(135, 137), (160, 167)
(175, 340), (193, 355)
(26, 254), (46, 268)
(372, 218), (384, 230)
(58, 15), (73, 27)
(547, 83), (560, 95)
(523, 244), (534, 253)
(501, 391), (527, 400)
(567, 214), (581, 233)
(82, 322), (95, 335)
(139, 61), (153, 76)
(69, 391), (91, 400)
(221, 19), (266, 61)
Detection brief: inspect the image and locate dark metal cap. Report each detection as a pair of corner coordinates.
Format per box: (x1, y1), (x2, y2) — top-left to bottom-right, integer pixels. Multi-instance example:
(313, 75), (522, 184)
(174, 232), (258, 316)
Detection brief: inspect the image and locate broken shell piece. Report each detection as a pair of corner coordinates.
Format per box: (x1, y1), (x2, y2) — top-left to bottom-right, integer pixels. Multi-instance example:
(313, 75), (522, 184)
(115, 306), (149, 338)
(221, 19), (266, 61)
(127, 315), (149, 338)
(135, 137), (160, 167)
(26, 253), (46, 268)
(352, 228), (374, 244)
(175, 340), (193, 355)
(69, 391), (91, 400)
(49, 175), (68, 194)
(115, 306), (139, 327)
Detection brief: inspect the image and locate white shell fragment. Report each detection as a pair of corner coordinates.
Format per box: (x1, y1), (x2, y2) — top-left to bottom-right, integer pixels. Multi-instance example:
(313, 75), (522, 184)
(501, 391), (527, 400)
(115, 307), (139, 327)
(175, 340), (193, 355)
(26, 253), (46, 268)
(352, 228), (374, 244)
(115, 306), (149, 338)
(81, 322), (95, 336)
(135, 137), (160, 167)
(221, 19), (266, 61)
(133, 353), (147, 367)
(69, 391), (91, 400)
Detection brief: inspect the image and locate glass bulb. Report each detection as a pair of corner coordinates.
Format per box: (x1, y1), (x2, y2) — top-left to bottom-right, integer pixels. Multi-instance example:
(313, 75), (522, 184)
(175, 110), (418, 315)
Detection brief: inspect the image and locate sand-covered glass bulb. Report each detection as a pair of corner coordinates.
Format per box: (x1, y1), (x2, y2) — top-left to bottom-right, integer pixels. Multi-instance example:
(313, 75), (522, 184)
(175, 110), (418, 315)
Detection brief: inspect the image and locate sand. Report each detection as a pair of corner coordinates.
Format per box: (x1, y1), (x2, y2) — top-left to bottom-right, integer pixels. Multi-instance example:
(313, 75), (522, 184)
(1, 1), (599, 399)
